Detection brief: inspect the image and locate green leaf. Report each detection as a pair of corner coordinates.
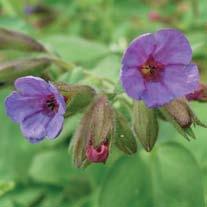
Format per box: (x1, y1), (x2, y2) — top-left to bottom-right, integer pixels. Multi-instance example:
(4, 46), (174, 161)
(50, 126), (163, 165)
(8, 186), (45, 207)
(0, 57), (51, 86)
(0, 89), (38, 182)
(29, 148), (85, 185)
(99, 154), (152, 207)
(0, 17), (33, 33)
(99, 143), (205, 207)
(92, 55), (120, 81)
(0, 198), (13, 207)
(58, 67), (84, 84)
(0, 181), (15, 197)
(43, 35), (109, 63)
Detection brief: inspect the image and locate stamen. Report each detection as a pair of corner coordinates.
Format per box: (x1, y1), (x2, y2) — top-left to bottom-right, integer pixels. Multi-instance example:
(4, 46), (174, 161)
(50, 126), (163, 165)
(139, 56), (164, 81)
(45, 95), (59, 113)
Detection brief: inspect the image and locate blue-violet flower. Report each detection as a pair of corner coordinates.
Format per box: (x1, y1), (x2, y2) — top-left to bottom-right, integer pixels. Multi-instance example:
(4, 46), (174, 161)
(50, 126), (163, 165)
(5, 76), (66, 143)
(120, 28), (199, 107)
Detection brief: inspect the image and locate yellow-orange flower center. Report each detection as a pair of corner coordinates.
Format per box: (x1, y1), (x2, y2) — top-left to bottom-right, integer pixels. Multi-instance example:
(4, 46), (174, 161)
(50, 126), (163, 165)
(139, 56), (164, 81)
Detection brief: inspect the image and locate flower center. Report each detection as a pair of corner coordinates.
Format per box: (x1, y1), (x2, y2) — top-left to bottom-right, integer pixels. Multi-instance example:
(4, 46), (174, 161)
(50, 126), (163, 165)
(139, 56), (164, 81)
(45, 95), (59, 113)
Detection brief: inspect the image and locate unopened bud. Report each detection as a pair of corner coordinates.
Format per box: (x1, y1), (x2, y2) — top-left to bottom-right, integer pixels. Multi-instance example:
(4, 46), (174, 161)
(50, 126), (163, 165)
(86, 141), (109, 163)
(70, 95), (114, 167)
(186, 83), (207, 102)
(133, 101), (158, 152)
(0, 28), (46, 52)
(55, 83), (96, 116)
(114, 111), (137, 154)
(0, 57), (51, 86)
(160, 98), (207, 140)
(148, 11), (161, 22)
(164, 98), (192, 128)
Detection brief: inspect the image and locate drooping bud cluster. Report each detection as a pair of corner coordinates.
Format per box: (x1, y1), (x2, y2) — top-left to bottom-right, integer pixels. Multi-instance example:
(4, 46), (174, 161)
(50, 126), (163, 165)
(70, 95), (114, 167)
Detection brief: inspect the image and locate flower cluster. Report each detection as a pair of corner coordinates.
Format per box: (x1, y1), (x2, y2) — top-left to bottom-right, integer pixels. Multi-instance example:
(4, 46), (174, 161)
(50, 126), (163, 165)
(3, 28), (205, 167)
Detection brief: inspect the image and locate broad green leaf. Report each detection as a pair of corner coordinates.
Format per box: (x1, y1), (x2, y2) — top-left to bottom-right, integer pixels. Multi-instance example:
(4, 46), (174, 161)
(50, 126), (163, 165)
(7, 186), (44, 206)
(0, 181), (15, 197)
(99, 154), (152, 207)
(0, 198), (13, 207)
(92, 55), (120, 81)
(42, 35), (109, 63)
(28, 148), (86, 185)
(0, 89), (38, 182)
(99, 143), (204, 207)
(141, 143), (204, 207)
(0, 17), (32, 33)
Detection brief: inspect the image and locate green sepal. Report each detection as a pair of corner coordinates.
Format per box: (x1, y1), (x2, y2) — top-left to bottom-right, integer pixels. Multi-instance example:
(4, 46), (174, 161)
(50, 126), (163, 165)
(133, 101), (159, 152)
(114, 111), (137, 155)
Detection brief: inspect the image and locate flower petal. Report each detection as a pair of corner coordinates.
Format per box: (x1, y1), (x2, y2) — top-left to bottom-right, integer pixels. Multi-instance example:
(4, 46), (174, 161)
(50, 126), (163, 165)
(120, 66), (145, 100)
(5, 92), (43, 123)
(153, 29), (192, 65)
(163, 64), (199, 97)
(46, 114), (64, 139)
(142, 81), (174, 108)
(15, 76), (50, 96)
(122, 33), (155, 67)
(21, 112), (50, 142)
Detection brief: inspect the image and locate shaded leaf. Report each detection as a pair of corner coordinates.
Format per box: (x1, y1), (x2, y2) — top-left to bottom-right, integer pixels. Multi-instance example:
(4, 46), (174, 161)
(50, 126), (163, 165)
(43, 35), (109, 63)
(99, 143), (205, 207)
(0, 57), (51, 86)
(0, 28), (46, 52)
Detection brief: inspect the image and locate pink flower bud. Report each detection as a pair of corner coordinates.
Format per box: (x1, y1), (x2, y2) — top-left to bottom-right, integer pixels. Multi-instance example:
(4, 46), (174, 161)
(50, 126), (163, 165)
(148, 11), (161, 22)
(86, 142), (109, 163)
(186, 83), (207, 102)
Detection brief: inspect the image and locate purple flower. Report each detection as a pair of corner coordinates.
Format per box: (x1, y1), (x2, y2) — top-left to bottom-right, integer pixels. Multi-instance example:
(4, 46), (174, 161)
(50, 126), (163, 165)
(5, 76), (66, 143)
(120, 28), (199, 108)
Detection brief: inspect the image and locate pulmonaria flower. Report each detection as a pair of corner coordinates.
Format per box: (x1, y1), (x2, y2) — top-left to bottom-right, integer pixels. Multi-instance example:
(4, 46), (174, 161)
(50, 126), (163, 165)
(5, 76), (66, 143)
(186, 83), (207, 102)
(86, 141), (109, 163)
(120, 28), (199, 108)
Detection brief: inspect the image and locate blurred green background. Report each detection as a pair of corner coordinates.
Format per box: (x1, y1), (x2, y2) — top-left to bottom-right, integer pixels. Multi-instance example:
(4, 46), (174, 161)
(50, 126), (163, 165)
(0, 0), (207, 206)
